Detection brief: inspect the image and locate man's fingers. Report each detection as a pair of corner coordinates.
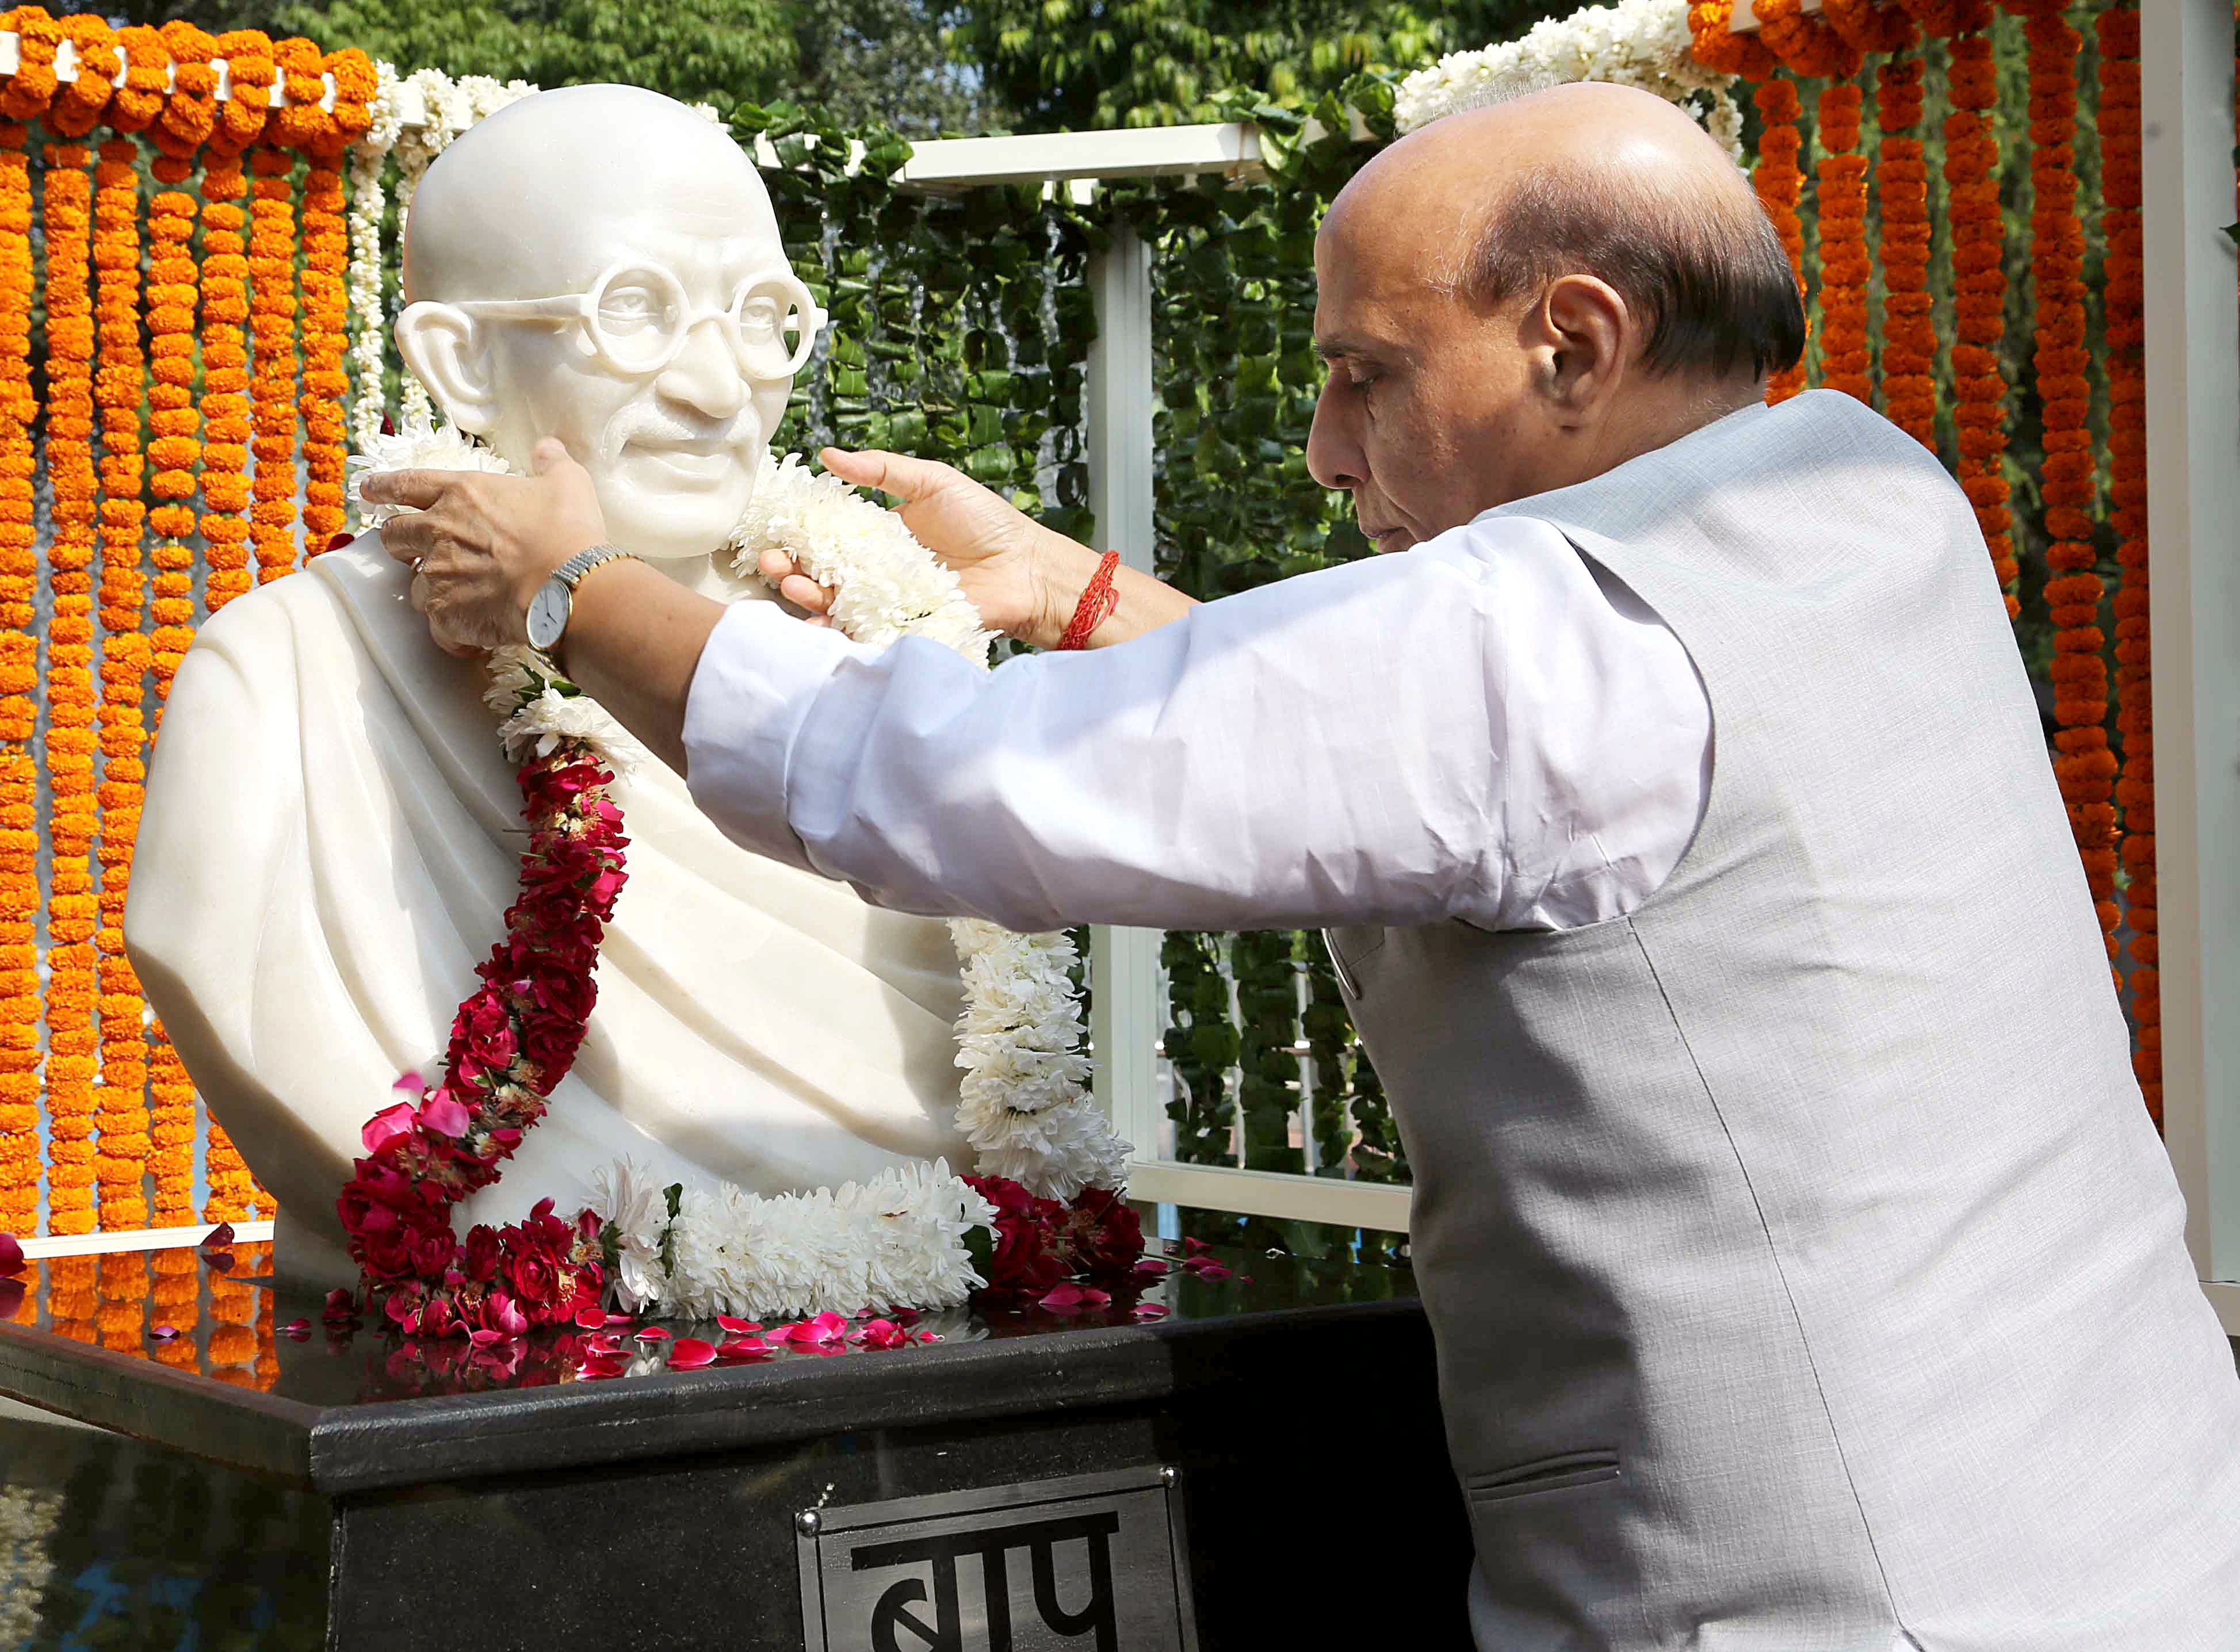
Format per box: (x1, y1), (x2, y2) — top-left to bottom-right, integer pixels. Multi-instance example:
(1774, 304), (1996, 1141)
(777, 572), (830, 614)
(357, 469), (456, 511)
(820, 446), (954, 504)
(380, 511), (439, 567)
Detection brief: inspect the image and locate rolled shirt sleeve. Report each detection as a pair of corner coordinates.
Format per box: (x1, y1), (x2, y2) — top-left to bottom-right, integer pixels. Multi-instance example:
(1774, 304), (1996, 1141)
(683, 515), (1709, 937)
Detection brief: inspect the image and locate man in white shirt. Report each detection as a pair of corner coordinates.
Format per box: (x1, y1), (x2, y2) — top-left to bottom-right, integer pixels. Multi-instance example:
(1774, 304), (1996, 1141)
(365, 81), (2240, 1652)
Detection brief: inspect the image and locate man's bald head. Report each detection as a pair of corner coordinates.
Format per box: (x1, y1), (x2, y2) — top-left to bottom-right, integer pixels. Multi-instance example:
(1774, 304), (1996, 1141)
(402, 83), (781, 304)
(1308, 82), (1803, 550)
(1328, 83), (1803, 381)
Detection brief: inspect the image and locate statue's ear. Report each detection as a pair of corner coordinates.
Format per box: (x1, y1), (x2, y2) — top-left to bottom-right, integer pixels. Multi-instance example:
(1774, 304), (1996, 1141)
(395, 302), (498, 435)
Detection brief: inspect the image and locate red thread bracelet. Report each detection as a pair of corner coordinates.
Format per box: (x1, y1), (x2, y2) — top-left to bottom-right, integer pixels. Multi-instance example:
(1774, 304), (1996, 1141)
(1057, 550), (1122, 651)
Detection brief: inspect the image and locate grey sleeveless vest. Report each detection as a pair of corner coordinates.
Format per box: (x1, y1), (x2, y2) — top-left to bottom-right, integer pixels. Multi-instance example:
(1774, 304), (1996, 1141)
(1328, 392), (2240, 1651)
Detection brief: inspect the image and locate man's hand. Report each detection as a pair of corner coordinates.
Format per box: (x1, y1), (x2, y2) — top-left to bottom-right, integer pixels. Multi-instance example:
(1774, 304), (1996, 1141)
(360, 438), (605, 656)
(761, 448), (1091, 647)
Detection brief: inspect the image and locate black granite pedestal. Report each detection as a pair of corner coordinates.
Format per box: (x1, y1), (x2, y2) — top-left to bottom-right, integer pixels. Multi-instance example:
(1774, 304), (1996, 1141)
(0, 1241), (1470, 1650)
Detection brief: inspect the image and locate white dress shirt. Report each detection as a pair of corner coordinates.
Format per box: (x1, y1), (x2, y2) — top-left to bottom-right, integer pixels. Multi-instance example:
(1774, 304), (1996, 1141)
(682, 513), (1712, 936)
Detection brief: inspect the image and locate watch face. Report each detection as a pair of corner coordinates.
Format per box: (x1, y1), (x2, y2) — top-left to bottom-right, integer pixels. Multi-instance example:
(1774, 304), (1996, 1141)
(527, 579), (570, 651)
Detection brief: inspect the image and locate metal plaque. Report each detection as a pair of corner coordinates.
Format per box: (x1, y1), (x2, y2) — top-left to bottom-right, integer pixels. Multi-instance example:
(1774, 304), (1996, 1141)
(796, 1464), (1199, 1652)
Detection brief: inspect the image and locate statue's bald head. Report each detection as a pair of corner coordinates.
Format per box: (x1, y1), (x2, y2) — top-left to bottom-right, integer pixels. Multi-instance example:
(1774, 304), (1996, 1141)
(402, 83), (781, 304)
(393, 85), (798, 564)
(1327, 82), (1803, 381)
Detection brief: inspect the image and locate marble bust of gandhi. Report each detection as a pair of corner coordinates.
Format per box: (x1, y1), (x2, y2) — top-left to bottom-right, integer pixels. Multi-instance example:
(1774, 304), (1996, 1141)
(125, 84), (969, 1282)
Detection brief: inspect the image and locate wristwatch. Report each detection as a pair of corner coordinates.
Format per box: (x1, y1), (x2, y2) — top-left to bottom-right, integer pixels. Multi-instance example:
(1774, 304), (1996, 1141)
(526, 543), (637, 652)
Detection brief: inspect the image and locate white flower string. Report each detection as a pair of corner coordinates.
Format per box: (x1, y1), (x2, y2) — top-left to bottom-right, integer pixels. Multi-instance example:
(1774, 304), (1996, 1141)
(591, 1157), (994, 1322)
(346, 66), (537, 431)
(1394, 0), (1744, 161)
(347, 416), (1126, 1321)
(345, 60), (400, 454)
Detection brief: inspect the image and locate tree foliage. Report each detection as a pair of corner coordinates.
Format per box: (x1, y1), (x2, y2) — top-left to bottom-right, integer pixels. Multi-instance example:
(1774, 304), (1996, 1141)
(134, 0), (992, 133)
(947, 0), (1562, 130)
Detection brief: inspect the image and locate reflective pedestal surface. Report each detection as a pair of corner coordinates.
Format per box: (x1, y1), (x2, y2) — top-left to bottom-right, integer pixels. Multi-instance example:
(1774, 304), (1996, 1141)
(0, 1241), (1468, 1650)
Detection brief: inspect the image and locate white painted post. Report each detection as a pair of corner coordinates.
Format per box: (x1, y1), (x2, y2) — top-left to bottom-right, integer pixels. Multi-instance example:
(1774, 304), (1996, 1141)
(2140, 0), (2240, 1321)
(1084, 223), (1169, 1168)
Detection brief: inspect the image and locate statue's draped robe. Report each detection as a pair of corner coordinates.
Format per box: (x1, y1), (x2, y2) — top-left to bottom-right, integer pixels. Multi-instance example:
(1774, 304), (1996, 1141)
(126, 541), (969, 1280)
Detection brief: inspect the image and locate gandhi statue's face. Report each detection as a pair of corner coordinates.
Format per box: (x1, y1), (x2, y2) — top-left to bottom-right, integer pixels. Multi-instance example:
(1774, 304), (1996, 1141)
(397, 115), (810, 564)
(473, 219), (801, 561)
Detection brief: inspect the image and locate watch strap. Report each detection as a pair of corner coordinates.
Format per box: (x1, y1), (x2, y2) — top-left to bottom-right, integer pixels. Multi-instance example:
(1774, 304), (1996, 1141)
(553, 542), (636, 591)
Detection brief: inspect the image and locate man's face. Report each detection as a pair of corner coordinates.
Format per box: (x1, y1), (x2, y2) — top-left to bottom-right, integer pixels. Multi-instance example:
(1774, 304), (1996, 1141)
(478, 216), (798, 563)
(1305, 201), (1548, 555)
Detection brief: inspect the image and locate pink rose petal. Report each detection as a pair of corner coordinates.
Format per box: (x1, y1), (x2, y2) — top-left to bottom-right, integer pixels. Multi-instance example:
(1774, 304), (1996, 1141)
(574, 1307), (607, 1330)
(716, 1335), (771, 1361)
(392, 1069), (426, 1095)
(1130, 1258), (1169, 1278)
(0, 1232), (22, 1276)
(418, 1089), (471, 1138)
(576, 1355), (629, 1380)
(769, 1311), (850, 1347)
(716, 1315), (761, 1335)
(149, 1323), (178, 1340)
(1038, 1283), (1088, 1310)
(853, 1318), (909, 1349)
(360, 1101), (418, 1155)
(667, 1337), (718, 1369)
(1133, 1303), (1170, 1320)
(633, 1326), (671, 1343)
(280, 1318), (311, 1339)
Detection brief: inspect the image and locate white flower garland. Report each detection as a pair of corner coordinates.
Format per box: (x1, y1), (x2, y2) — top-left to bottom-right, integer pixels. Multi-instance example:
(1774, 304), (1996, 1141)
(593, 1157), (993, 1322)
(1394, 0), (1744, 162)
(348, 417), (1127, 1320)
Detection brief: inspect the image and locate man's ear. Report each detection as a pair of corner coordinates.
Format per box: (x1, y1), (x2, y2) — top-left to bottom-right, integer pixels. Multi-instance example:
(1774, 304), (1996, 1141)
(395, 302), (498, 435)
(1536, 274), (1630, 414)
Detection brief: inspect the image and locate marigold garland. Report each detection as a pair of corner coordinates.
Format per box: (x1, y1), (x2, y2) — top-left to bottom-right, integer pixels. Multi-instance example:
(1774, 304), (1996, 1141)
(0, 119), (34, 1237)
(1875, 56), (1936, 445)
(147, 25), (211, 705)
(47, 12), (113, 139)
(144, 32), (213, 1207)
(1999, 1), (2113, 966)
(1822, 0), (1916, 57)
(2098, 5), (2155, 1122)
(43, 139), (97, 1237)
(249, 143), (301, 584)
(196, 33), (267, 617)
(1686, 0), (1779, 78)
(1751, 0), (1866, 79)
(1814, 81), (1872, 402)
(91, 131), (149, 1229)
(1752, 78), (1809, 403)
(1944, 29), (2017, 614)
(0, 9), (59, 125)
(108, 24), (169, 136)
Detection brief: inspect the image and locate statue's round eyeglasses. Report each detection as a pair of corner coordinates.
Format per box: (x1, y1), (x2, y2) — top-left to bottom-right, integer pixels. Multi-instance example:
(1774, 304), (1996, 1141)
(453, 261), (827, 382)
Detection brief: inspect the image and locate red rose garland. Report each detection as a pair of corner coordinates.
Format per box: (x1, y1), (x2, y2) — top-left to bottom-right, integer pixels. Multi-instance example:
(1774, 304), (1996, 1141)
(338, 736), (626, 1337)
